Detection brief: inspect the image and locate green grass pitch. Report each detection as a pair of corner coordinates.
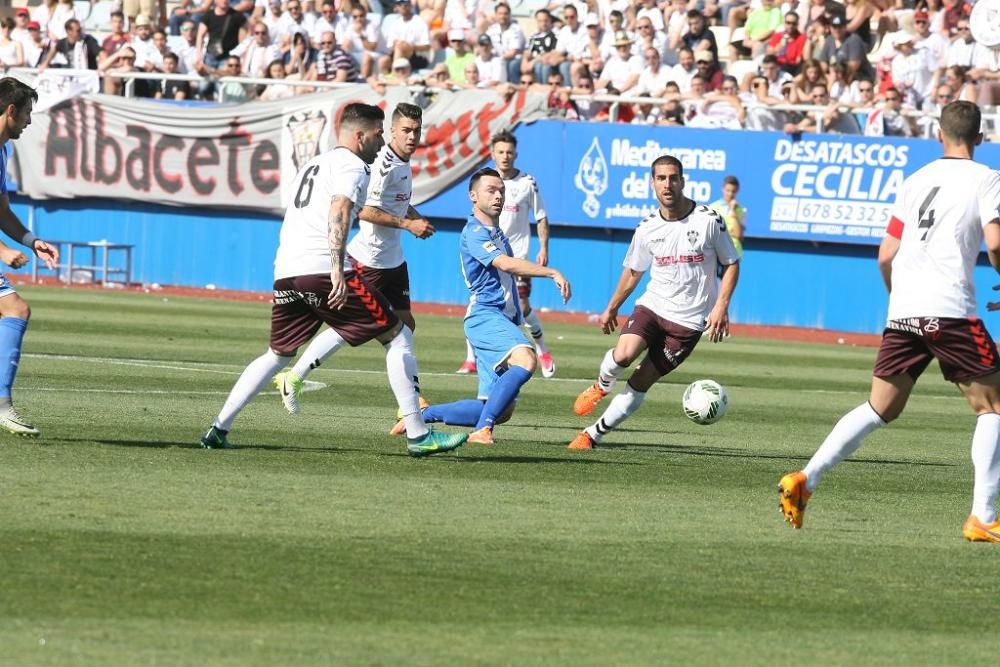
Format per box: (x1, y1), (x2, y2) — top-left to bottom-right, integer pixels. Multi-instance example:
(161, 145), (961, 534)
(2, 287), (998, 665)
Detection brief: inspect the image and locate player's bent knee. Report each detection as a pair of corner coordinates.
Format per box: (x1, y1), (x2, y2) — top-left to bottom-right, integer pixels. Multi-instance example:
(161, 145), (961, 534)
(507, 346), (537, 373)
(377, 321), (404, 345)
(497, 402), (516, 424)
(398, 311), (416, 332)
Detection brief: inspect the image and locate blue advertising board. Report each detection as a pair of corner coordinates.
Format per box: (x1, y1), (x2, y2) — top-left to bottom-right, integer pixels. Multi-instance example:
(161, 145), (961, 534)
(419, 121), (1000, 246)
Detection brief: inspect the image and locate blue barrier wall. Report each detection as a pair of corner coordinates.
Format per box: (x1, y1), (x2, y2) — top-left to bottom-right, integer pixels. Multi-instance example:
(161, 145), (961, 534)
(14, 117), (1000, 335)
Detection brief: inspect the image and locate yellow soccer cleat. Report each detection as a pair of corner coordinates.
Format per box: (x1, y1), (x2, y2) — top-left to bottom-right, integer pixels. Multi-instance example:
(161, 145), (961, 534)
(573, 383), (607, 417)
(567, 431), (595, 451)
(963, 515), (1000, 542)
(468, 426), (494, 446)
(778, 471), (811, 529)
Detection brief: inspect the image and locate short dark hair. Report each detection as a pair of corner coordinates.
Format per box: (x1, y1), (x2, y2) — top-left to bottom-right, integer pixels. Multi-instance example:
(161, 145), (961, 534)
(341, 102), (385, 131)
(110, 10), (124, 20)
(664, 80), (680, 92)
(651, 155), (683, 177)
(721, 75), (738, 87)
(723, 175), (740, 188)
(535, 9), (552, 20)
(65, 18), (80, 31)
(940, 100), (981, 144)
(392, 102), (422, 124)
(495, 2), (510, 11)
(762, 54), (778, 66)
(490, 129), (516, 149)
(469, 167), (502, 191)
(609, 9), (623, 20)
(563, 3), (577, 15)
(686, 9), (704, 19)
(785, 10), (799, 21)
(163, 52), (179, 63)
(0, 77), (38, 114)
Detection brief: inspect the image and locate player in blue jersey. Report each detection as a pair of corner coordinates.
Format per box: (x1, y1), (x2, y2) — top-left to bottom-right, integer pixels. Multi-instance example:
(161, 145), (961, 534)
(391, 167), (571, 445)
(0, 78), (59, 436)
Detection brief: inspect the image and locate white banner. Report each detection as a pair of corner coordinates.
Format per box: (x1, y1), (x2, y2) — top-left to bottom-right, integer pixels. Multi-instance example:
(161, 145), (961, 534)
(10, 88), (550, 214)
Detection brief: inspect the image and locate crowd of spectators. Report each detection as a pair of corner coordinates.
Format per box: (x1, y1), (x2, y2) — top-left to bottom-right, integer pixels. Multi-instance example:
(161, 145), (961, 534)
(0, 0), (995, 137)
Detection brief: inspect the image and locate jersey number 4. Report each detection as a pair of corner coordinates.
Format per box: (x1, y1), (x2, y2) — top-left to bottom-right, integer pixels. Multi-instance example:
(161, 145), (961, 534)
(917, 187), (940, 241)
(294, 165), (321, 209)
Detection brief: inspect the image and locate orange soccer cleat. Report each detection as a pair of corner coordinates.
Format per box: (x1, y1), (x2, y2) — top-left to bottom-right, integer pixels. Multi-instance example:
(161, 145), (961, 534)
(778, 471), (812, 529)
(573, 383), (608, 416)
(468, 426), (494, 446)
(567, 431), (595, 451)
(963, 515), (1000, 542)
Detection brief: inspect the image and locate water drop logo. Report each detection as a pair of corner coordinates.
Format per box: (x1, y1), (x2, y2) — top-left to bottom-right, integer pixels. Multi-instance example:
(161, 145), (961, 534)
(574, 138), (608, 219)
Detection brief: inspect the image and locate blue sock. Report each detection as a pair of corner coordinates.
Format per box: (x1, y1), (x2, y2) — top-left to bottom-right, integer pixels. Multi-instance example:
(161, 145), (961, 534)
(476, 366), (532, 429)
(0, 317), (28, 399)
(423, 399), (484, 426)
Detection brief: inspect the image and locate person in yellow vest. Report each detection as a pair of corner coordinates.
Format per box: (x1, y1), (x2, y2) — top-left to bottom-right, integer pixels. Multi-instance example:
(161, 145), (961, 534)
(709, 175), (745, 256)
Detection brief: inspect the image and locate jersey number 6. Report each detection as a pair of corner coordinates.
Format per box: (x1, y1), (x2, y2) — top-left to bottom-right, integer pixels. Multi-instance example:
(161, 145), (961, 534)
(294, 165), (321, 209)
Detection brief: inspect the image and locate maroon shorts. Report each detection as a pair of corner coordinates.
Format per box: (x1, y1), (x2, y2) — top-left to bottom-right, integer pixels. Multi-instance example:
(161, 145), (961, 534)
(269, 272), (398, 354)
(622, 305), (702, 375)
(350, 257), (411, 311)
(873, 317), (1000, 383)
(516, 276), (531, 299)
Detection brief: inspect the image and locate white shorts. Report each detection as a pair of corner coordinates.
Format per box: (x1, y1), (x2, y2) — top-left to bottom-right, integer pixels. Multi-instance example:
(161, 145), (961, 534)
(0, 273), (16, 299)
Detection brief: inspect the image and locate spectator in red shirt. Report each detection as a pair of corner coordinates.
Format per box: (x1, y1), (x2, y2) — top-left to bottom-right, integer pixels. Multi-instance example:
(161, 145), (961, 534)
(942, 0), (973, 36)
(767, 11), (806, 75)
(694, 49), (724, 91)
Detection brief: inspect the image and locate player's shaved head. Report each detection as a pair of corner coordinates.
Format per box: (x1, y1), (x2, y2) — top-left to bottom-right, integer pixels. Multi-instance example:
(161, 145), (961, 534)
(341, 102), (385, 131)
(939, 101), (981, 146)
(469, 167), (502, 192)
(392, 102), (422, 125)
(651, 154), (683, 177)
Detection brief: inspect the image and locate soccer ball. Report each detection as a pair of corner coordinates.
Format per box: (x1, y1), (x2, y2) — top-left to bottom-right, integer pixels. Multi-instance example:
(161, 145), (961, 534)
(682, 379), (728, 425)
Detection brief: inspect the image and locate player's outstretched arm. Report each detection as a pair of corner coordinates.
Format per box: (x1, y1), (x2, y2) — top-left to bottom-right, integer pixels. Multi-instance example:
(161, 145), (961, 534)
(706, 261), (740, 343)
(358, 205), (435, 238)
(0, 195), (58, 269)
(326, 195), (354, 309)
(491, 255), (571, 303)
(599, 267), (645, 335)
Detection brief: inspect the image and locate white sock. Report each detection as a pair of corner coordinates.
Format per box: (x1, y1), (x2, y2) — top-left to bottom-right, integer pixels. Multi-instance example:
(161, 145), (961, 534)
(585, 384), (646, 443)
(291, 328), (347, 379)
(465, 339), (475, 364)
(803, 402), (886, 492)
(971, 413), (1000, 523)
(384, 326), (429, 439)
(596, 348), (626, 393)
(214, 350), (291, 432)
(523, 310), (549, 354)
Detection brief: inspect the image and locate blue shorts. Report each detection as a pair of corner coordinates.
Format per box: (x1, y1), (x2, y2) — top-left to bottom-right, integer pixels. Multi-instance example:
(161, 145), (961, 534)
(464, 308), (532, 400)
(0, 273), (15, 299)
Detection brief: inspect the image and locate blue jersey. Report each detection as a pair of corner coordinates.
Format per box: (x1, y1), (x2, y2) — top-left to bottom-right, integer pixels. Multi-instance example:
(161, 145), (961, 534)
(459, 216), (522, 324)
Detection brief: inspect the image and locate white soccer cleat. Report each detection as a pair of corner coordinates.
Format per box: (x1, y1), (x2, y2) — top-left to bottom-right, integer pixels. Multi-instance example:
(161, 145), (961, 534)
(274, 371), (304, 415)
(0, 406), (39, 436)
(539, 352), (556, 378)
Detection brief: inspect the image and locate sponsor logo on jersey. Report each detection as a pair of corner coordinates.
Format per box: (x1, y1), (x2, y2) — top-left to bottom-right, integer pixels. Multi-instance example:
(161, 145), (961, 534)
(654, 254), (705, 266)
(394, 193), (409, 201)
(482, 241), (498, 253)
(686, 230), (699, 246)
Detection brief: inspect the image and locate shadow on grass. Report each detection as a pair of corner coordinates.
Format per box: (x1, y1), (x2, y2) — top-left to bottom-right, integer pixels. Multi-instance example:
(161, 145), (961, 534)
(382, 452), (644, 465)
(46, 436), (364, 454)
(606, 440), (955, 467)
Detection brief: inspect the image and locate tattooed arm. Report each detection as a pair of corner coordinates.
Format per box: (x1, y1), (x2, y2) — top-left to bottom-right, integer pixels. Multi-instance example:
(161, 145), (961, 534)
(327, 195), (354, 309)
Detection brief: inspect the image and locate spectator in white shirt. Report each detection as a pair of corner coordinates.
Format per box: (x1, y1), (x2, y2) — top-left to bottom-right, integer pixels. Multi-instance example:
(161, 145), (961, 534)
(11, 8), (31, 47)
(340, 6), (380, 79)
(636, 46), (671, 97)
(633, 15), (674, 66)
(636, 0), (665, 32)
(475, 33), (507, 85)
(277, 0), (316, 44)
(311, 1), (346, 47)
(599, 10), (629, 61)
(175, 19), (200, 73)
(670, 46), (697, 92)
(380, 0), (431, 72)
(233, 20), (282, 77)
(913, 9), (947, 70)
(130, 15), (159, 70)
(486, 2), (525, 85)
(946, 19), (979, 68)
(261, 0), (285, 44)
(554, 3), (588, 83)
(891, 32), (935, 108)
(578, 13), (605, 78)
(596, 30), (642, 94)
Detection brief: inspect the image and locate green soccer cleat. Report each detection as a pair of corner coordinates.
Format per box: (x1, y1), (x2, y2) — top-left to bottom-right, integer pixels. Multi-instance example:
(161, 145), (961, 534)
(406, 429), (467, 458)
(0, 406), (39, 436)
(274, 371), (304, 415)
(200, 425), (231, 449)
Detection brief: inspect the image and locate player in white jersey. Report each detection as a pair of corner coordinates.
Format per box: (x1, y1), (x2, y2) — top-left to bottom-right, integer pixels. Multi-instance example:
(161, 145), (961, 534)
(567, 155), (740, 450)
(457, 130), (557, 377)
(274, 103), (435, 415)
(200, 103), (465, 458)
(779, 101), (1000, 541)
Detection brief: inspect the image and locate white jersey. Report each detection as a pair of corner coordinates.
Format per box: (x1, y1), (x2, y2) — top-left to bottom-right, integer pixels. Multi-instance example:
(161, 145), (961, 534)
(347, 144), (412, 270)
(498, 169), (547, 260)
(624, 203), (740, 331)
(886, 158), (1000, 321)
(274, 147), (370, 280)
